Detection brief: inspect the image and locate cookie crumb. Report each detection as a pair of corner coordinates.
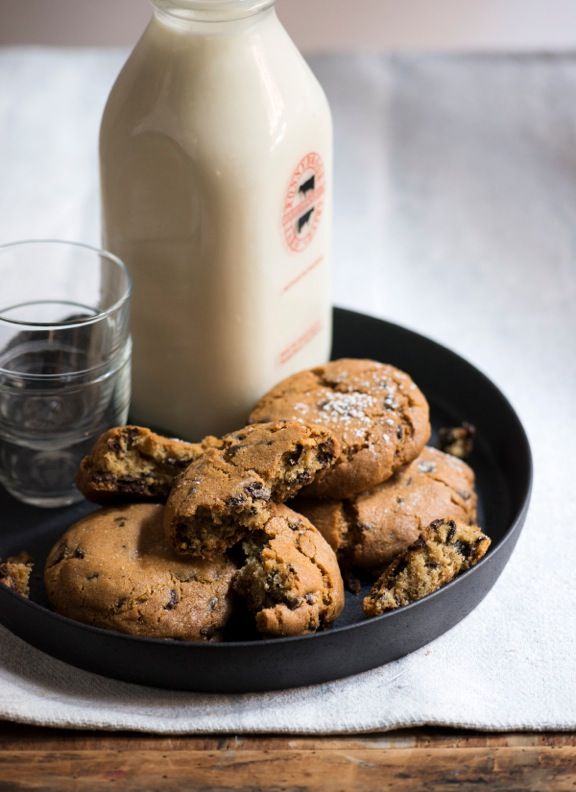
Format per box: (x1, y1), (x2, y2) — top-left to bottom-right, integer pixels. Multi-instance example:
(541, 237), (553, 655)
(343, 570), (362, 595)
(438, 422), (476, 459)
(0, 552), (33, 598)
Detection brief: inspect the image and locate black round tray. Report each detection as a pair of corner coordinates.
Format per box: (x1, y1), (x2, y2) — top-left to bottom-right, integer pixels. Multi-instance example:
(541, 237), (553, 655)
(0, 308), (532, 693)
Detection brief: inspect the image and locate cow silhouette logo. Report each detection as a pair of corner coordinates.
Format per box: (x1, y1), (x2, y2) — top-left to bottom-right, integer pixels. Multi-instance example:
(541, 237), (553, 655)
(282, 152), (326, 252)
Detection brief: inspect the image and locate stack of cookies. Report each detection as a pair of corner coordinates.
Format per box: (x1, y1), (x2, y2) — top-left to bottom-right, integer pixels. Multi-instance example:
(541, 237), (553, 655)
(248, 359), (490, 613)
(43, 358), (491, 641)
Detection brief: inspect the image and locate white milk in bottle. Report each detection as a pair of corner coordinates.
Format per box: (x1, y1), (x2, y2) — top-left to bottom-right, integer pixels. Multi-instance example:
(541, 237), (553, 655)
(100, 0), (332, 438)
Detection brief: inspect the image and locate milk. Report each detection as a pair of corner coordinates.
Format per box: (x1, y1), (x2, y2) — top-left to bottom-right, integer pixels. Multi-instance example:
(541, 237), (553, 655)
(100, 0), (332, 439)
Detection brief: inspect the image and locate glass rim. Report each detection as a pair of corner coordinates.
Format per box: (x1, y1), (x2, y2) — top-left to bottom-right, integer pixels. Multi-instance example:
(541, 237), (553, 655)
(0, 239), (132, 330)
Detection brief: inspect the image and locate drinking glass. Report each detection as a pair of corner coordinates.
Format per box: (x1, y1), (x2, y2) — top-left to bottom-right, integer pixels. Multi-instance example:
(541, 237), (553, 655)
(0, 240), (131, 507)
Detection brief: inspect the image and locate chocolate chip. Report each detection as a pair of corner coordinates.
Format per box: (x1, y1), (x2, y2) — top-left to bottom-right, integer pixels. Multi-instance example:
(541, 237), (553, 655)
(166, 456), (189, 468)
(396, 425), (404, 440)
(73, 547), (85, 559)
(453, 540), (472, 558)
(94, 472), (116, 483)
(284, 444), (304, 466)
(223, 445), (240, 461)
(244, 481), (268, 500)
(164, 589), (179, 610)
(317, 443), (334, 465)
(392, 558), (409, 577)
(208, 596), (219, 612)
(49, 543), (70, 566)
(445, 522), (457, 543)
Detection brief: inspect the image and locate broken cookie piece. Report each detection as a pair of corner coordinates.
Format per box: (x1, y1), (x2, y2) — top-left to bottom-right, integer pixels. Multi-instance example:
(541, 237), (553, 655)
(234, 504), (345, 637)
(0, 552), (33, 598)
(363, 518), (491, 616)
(76, 425), (220, 503)
(164, 420), (339, 558)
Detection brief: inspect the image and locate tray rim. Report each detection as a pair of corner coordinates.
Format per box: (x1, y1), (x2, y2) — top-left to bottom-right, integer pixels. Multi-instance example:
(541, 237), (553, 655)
(0, 307), (533, 651)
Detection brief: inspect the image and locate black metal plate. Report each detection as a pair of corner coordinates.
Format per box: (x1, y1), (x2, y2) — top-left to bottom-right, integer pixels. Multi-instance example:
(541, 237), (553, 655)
(0, 308), (532, 692)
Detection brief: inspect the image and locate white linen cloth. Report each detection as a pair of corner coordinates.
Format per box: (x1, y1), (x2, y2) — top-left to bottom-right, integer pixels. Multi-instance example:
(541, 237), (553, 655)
(0, 47), (575, 733)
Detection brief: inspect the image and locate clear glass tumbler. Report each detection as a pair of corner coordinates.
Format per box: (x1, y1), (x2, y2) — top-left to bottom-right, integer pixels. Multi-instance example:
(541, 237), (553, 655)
(0, 240), (131, 507)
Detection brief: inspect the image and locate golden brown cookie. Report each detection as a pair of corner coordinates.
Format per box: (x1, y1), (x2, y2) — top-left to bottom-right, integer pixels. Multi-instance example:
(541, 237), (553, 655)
(76, 425), (220, 503)
(44, 504), (236, 640)
(294, 447), (477, 572)
(164, 421), (339, 558)
(363, 518), (491, 616)
(234, 504), (345, 637)
(0, 552), (33, 598)
(249, 359), (430, 499)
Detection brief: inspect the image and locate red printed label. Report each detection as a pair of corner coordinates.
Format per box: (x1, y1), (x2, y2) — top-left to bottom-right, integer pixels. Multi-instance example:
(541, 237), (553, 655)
(279, 321), (322, 366)
(282, 153), (326, 253)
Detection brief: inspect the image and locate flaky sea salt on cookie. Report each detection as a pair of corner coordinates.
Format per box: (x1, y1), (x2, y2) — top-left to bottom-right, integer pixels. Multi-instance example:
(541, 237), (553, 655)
(249, 359), (430, 499)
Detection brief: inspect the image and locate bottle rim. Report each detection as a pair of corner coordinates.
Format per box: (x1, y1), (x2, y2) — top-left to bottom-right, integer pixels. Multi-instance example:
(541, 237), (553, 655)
(151, 0), (275, 22)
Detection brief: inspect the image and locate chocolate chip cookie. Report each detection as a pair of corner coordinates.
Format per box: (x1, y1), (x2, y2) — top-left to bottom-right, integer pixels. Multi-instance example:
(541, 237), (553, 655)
(234, 504), (345, 637)
(249, 359), (430, 499)
(0, 552), (33, 598)
(164, 420), (339, 558)
(294, 446), (477, 572)
(44, 503), (236, 640)
(363, 518), (491, 616)
(77, 425), (221, 503)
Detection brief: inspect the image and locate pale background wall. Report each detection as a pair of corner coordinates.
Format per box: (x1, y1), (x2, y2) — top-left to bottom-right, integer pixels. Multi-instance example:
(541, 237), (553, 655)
(1, 0), (576, 50)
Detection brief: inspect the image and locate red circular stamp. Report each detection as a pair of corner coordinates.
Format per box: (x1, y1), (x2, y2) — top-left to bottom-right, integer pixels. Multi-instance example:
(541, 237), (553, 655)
(282, 152), (326, 253)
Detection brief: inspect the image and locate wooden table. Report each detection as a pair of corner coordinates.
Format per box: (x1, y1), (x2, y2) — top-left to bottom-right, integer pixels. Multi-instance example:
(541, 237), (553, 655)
(0, 724), (574, 790)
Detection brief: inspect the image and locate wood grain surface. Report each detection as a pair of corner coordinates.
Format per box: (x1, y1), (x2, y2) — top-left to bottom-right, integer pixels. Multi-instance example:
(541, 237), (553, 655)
(0, 725), (574, 791)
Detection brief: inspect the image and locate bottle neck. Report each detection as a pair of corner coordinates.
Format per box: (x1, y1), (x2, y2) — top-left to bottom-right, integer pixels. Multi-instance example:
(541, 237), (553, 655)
(151, 0), (276, 24)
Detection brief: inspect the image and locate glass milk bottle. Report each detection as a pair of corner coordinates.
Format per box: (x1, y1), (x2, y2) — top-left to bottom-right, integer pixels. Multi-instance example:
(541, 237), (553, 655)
(100, 0), (333, 439)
